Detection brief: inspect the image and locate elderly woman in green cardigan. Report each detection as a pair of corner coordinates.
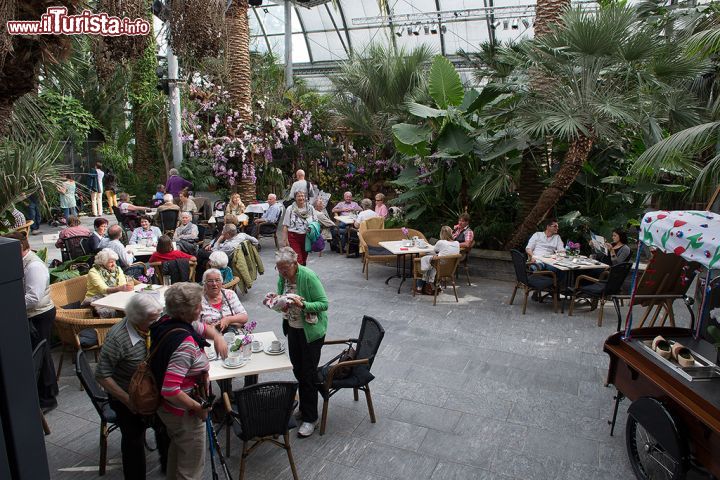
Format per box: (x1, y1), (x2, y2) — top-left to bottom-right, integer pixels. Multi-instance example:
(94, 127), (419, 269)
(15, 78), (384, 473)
(275, 246), (328, 438)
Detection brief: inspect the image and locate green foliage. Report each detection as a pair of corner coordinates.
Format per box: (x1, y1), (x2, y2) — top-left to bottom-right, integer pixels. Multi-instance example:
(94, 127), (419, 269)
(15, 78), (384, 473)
(428, 56), (464, 109)
(49, 255), (92, 283)
(38, 91), (100, 148)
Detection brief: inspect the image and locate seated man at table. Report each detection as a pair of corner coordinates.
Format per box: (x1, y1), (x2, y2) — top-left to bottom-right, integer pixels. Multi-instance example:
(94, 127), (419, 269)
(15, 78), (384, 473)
(332, 192), (361, 252)
(251, 193), (283, 238)
(526, 218), (565, 295)
(197, 224), (257, 276)
(55, 215), (91, 248)
(154, 194), (180, 224)
(106, 224), (135, 269)
(173, 211), (199, 254)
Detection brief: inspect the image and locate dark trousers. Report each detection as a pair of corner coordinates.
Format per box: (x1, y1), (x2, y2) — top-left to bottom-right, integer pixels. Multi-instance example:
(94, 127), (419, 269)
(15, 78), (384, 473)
(29, 307), (58, 406)
(251, 222), (276, 238)
(338, 224), (349, 251)
(28, 198), (41, 230)
(287, 327), (324, 423)
(109, 397), (170, 479)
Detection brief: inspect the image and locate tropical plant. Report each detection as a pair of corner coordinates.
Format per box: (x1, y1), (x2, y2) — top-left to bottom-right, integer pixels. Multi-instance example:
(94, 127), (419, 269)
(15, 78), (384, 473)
(392, 55), (522, 218)
(505, 5), (708, 248)
(332, 43), (433, 148)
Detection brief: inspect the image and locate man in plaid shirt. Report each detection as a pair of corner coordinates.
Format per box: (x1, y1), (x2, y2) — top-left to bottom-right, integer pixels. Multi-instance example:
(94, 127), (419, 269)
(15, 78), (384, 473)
(452, 213), (474, 249)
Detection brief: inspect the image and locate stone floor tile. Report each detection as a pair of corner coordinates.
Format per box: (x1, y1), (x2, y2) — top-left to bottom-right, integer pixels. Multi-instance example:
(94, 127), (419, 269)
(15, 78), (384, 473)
(388, 400), (462, 432)
(417, 430), (496, 469)
(490, 447), (568, 480)
(522, 426), (600, 466)
(430, 461), (515, 480)
(452, 414), (528, 451)
(354, 442), (438, 480)
(353, 417), (429, 451)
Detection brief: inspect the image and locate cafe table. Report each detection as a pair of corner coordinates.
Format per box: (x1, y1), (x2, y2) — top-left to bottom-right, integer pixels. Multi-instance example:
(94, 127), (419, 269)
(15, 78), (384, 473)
(126, 244), (157, 259)
(205, 330), (293, 454)
(91, 284), (168, 312)
(244, 203), (268, 215)
(379, 240), (436, 294)
(536, 254), (609, 311)
(334, 214), (356, 225)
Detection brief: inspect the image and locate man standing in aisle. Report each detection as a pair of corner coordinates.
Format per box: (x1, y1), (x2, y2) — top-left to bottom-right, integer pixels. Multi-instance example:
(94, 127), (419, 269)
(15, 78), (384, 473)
(87, 161), (104, 217)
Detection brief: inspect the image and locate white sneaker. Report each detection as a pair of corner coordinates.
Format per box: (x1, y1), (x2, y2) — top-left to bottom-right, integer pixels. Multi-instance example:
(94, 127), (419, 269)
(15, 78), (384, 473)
(297, 421), (315, 438)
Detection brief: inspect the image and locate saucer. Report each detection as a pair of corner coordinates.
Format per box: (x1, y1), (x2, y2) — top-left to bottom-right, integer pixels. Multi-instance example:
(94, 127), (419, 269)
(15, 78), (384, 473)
(223, 358), (249, 369)
(264, 345), (286, 355)
(251, 341), (264, 353)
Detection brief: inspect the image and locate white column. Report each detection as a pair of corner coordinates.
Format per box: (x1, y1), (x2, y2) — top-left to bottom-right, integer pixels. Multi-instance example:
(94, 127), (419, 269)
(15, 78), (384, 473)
(284, 0), (293, 89)
(167, 43), (183, 168)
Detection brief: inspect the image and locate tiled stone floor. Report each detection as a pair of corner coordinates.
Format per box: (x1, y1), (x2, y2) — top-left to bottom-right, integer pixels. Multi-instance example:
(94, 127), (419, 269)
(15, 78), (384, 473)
(32, 215), (675, 479)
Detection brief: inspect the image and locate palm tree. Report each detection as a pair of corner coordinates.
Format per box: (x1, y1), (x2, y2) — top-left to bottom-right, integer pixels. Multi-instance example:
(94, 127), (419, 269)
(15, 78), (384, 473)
(332, 43), (433, 150)
(506, 6), (707, 248)
(225, 0), (255, 202)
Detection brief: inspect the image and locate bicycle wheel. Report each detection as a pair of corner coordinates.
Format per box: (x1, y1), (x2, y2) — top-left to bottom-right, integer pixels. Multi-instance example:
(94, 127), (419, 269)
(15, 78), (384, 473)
(626, 414), (684, 480)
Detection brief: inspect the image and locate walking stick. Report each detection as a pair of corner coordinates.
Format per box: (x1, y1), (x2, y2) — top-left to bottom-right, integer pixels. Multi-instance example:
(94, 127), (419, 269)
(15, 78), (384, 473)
(206, 416), (220, 480)
(206, 416), (232, 480)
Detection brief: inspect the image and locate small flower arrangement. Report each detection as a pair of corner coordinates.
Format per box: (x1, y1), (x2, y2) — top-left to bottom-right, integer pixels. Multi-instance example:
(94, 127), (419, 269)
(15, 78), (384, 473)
(137, 268), (155, 289)
(230, 321), (257, 352)
(566, 241), (581, 256)
(401, 226), (409, 239)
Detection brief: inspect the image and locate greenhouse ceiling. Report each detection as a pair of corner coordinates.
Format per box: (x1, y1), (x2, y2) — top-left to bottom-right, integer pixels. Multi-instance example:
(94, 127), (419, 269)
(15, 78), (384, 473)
(248, 0), (580, 86)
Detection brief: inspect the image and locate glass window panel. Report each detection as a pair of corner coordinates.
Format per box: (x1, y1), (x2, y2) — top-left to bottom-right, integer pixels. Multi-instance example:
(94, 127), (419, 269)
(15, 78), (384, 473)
(343, 1), (383, 28)
(395, 35), (441, 54)
(250, 36), (269, 54)
(388, 0), (437, 16)
(296, 5), (337, 32)
(254, 5), (287, 35)
(306, 32), (347, 62)
(266, 35), (285, 60)
(348, 27), (392, 52)
(442, 19), (490, 55)
(293, 33), (311, 63)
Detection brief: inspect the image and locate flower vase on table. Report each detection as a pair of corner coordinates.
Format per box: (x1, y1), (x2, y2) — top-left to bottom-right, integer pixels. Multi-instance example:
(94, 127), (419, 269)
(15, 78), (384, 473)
(566, 241), (581, 257)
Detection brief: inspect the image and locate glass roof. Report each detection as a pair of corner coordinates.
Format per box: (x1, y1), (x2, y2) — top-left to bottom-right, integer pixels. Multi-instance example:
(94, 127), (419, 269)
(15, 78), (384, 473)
(249, 0), (541, 69)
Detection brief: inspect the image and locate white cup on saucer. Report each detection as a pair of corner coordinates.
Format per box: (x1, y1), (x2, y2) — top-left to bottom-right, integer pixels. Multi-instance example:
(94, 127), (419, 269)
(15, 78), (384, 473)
(225, 353), (241, 367)
(252, 340), (261, 351)
(270, 340), (281, 352)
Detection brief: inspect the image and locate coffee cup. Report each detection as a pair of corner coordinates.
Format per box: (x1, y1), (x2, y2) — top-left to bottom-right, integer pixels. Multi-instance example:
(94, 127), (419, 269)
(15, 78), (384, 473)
(270, 340), (281, 352)
(226, 353), (241, 366)
(223, 332), (236, 345)
(252, 340), (261, 351)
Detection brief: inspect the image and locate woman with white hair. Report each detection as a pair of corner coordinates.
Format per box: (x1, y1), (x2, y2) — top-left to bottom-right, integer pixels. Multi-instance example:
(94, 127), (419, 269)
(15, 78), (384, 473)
(274, 247), (328, 437)
(208, 251), (233, 283)
(117, 192), (151, 215)
(150, 282), (226, 479)
(165, 168), (192, 198)
(200, 269), (248, 332)
(173, 211), (199, 254)
(96, 295), (170, 479)
(282, 190), (317, 265)
(313, 197), (338, 252)
(83, 248), (133, 317)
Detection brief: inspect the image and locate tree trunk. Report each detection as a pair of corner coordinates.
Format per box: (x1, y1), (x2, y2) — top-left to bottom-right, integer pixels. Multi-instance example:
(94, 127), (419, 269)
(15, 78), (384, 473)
(506, 135), (594, 249)
(534, 0), (571, 37)
(132, 105), (154, 174)
(226, 0), (255, 203)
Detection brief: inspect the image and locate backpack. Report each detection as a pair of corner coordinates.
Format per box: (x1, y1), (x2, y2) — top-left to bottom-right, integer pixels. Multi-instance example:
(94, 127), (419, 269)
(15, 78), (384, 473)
(128, 328), (186, 415)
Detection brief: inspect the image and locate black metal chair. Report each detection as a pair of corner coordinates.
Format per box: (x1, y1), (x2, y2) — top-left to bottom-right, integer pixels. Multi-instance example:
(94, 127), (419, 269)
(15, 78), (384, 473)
(32, 340), (51, 435)
(158, 209), (179, 236)
(257, 207), (284, 250)
(317, 315), (385, 435)
(75, 351), (118, 476)
(568, 262), (633, 326)
(509, 249), (558, 314)
(223, 381), (299, 480)
(62, 236), (92, 261)
(112, 206), (139, 231)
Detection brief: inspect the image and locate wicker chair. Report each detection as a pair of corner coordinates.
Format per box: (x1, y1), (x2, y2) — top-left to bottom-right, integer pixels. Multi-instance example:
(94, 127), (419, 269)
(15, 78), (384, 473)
(148, 259), (197, 284)
(457, 239), (475, 286)
(49, 275), (122, 376)
(10, 220), (34, 237)
(412, 254), (462, 306)
(351, 217), (385, 256)
(223, 382), (299, 480)
(317, 316), (385, 435)
(359, 228), (426, 280)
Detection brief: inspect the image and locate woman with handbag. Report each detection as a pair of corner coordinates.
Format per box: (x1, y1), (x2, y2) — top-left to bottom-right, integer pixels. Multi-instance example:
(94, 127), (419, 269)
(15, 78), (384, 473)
(199, 268), (248, 332)
(150, 283), (228, 480)
(275, 247), (328, 438)
(96, 295), (170, 479)
(282, 190), (317, 266)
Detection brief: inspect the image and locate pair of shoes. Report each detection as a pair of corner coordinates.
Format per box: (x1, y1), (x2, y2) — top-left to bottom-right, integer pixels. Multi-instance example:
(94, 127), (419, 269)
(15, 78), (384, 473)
(422, 284), (435, 295)
(297, 421), (316, 438)
(651, 335), (672, 359)
(671, 342), (695, 367)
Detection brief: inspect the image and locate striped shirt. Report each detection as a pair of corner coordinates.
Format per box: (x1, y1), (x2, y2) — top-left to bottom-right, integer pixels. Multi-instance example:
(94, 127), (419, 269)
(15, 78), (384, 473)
(95, 319), (147, 392)
(161, 321), (209, 416)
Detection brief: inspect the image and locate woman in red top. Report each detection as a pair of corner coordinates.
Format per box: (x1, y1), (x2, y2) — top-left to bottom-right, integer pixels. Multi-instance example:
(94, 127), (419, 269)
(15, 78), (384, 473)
(149, 235), (196, 264)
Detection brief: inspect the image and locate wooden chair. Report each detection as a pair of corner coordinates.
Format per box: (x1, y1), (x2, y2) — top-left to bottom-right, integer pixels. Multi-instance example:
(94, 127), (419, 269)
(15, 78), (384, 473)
(223, 382), (300, 480)
(10, 220), (33, 237)
(359, 228), (427, 280)
(351, 217), (385, 256)
(568, 262), (632, 326)
(149, 259), (197, 284)
(317, 316), (385, 435)
(508, 249), (558, 314)
(457, 239), (475, 286)
(412, 254), (462, 306)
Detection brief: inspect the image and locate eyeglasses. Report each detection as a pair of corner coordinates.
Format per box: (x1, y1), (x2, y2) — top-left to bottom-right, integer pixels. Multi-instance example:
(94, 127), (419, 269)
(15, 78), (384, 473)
(205, 279), (222, 284)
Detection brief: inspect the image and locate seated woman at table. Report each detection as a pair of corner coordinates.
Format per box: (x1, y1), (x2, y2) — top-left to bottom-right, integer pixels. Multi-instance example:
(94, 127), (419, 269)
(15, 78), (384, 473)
(129, 216), (162, 246)
(313, 198), (338, 251)
(89, 217), (110, 253)
(95, 295), (170, 478)
(153, 184), (166, 207)
(592, 228), (631, 266)
(225, 193), (245, 217)
(83, 248), (134, 317)
(199, 269), (248, 332)
(415, 226), (460, 295)
(207, 251), (234, 284)
(149, 235), (196, 264)
(118, 192), (151, 215)
(178, 189), (197, 214)
(150, 283), (227, 480)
